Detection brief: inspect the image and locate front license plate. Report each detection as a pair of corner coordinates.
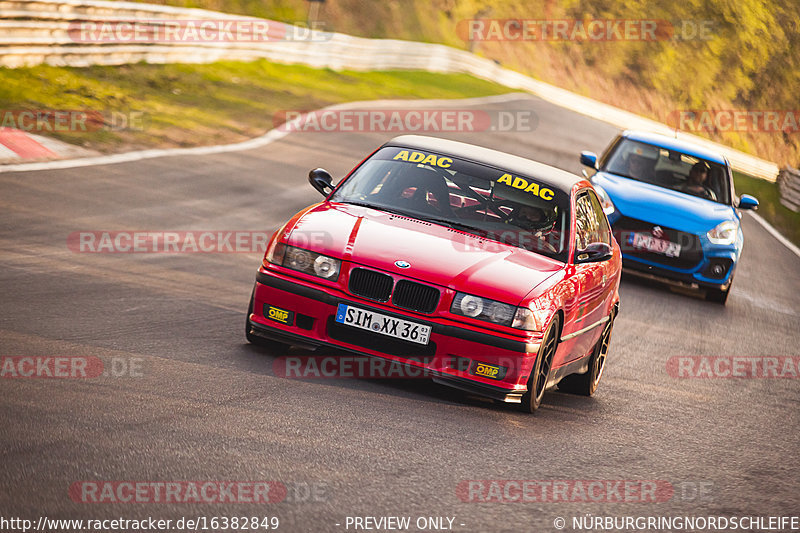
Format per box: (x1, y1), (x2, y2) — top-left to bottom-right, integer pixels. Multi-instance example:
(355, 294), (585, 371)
(335, 304), (431, 345)
(630, 232), (681, 258)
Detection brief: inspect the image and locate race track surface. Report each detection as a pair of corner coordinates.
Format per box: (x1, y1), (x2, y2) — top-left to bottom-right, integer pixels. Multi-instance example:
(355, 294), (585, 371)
(1, 94), (799, 532)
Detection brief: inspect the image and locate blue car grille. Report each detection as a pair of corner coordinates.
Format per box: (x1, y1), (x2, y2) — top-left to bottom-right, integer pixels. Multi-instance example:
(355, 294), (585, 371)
(613, 216), (703, 270)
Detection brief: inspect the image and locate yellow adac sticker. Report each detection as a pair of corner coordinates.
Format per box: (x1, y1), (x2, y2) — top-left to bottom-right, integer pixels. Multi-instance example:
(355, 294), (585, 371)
(497, 173), (554, 201)
(393, 150), (453, 169)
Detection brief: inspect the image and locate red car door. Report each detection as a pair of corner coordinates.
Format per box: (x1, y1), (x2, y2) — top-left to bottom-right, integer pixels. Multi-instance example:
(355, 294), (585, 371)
(562, 190), (613, 363)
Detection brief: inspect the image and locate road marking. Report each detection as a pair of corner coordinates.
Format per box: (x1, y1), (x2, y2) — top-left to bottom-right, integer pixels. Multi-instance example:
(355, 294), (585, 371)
(734, 287), (799, 317)
(1, 92), (796, 259)
(0, 93), (526, 174)
(749, 211), (800, 259)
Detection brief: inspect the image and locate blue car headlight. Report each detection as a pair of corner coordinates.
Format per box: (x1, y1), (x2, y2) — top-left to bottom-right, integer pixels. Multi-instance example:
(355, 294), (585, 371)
(707, 220), (738, 246)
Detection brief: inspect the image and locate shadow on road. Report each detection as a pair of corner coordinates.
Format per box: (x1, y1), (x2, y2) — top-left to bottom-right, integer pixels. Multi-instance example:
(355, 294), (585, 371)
(238, 340), (604, 418)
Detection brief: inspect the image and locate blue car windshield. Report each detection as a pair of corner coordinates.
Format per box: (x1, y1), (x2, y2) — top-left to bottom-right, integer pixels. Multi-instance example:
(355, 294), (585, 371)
(330, 147), (571, 262)
(603, 139), (730, 204)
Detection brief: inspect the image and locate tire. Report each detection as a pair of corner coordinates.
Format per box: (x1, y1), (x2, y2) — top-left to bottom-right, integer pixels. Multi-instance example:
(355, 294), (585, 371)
(518, 314), (560, 413)
(705, 286), (730, 304)
(245, 286), (290, 352)
(558, 309), (615, 396)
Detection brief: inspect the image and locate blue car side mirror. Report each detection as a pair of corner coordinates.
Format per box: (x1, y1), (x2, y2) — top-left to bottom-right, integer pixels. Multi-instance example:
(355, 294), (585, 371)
(738, 194), (759, 210)
(580, 151), (598, 169)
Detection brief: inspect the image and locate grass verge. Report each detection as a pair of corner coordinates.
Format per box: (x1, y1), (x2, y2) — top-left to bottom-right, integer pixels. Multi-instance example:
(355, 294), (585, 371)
(734, 171), (800, 247)
(2, 59), (796, 247)
(0, 60), (511, 153)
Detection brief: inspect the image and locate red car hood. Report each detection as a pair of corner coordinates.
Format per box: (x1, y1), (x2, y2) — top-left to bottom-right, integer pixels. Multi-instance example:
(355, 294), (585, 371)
(287, 203), (564, 304)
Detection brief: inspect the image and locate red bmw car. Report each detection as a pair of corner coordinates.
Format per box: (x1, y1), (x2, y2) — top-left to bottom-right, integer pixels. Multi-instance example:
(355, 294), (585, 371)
(247, 135), (621, 412)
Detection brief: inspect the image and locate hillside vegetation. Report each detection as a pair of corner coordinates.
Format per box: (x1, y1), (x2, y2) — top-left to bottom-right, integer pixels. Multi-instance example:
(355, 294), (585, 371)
(0, 61), (509, 151)
(132, 0), (800, 167)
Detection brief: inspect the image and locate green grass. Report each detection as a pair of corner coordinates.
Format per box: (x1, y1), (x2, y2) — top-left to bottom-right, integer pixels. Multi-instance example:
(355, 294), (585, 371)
(734, 171), (800, 246)
(3, 59), (797, 246)
(0, 60), (511, 152)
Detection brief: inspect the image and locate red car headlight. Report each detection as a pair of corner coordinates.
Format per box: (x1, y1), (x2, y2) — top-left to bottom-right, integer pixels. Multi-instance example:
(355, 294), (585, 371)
(265, 241), (286, 265)
(265, 243), (341, 281)
(511, 308), (539, 331)
(451, 292), (541, 331)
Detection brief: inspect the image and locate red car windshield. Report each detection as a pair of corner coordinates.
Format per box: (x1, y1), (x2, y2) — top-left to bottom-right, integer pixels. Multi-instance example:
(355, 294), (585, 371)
(330, 147), (571, 262)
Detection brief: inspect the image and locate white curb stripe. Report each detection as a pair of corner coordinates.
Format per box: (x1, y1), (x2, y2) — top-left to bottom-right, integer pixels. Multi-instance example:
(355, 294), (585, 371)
(748, 212), (800, 259)
(2, 92), (796, 259)
(0, 93), (526, 174)
(0, 143), (18, 159)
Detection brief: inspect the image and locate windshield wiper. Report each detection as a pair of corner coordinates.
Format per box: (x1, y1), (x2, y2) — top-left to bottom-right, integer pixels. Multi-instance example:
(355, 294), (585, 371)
(608, 171), (639, 181)
(417, 216), (488, 236)
(341, 201), (488, 236)
(338, 200), (409, 217)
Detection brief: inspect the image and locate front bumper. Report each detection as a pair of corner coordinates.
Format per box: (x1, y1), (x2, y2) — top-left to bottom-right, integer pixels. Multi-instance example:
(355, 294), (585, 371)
(622, 253), (736, 291)
(249, 268), (543, 403)
(609, 214), (740, 291)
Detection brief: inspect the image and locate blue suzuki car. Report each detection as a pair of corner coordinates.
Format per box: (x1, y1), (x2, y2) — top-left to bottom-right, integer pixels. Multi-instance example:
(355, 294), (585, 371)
(580, 131), (758, 304)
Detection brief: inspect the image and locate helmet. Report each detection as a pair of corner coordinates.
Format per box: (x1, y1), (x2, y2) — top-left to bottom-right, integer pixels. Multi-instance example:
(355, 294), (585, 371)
(511, 204), (557, 233)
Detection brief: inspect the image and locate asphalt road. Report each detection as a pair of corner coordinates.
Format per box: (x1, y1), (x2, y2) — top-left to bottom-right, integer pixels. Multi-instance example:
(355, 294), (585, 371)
(1, 94), (799, 533)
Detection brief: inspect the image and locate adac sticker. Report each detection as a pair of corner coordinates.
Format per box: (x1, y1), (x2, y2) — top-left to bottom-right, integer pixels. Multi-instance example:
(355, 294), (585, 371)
(497, 173), (554, 201)
(392, 150), (453, 169)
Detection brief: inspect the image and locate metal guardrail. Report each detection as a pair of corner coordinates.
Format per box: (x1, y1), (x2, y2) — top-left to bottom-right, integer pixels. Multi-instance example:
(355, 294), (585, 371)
(777, 168), (800, 212)
(0, 0), (782, 182)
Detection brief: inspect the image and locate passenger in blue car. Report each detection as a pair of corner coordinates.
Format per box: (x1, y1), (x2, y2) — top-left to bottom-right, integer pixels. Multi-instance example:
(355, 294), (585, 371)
(680, 162), (717, 201)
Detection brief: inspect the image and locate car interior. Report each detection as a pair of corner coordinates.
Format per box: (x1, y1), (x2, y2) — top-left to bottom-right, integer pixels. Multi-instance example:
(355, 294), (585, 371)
(337, 157), (567, 256)
(605, 140), (729, 204)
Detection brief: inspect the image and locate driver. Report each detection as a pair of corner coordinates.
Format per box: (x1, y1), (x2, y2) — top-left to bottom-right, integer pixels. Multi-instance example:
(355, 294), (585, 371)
(511, 205), (549, 230)
(508, 204), (558, 253)
(680, 162), (716, 200)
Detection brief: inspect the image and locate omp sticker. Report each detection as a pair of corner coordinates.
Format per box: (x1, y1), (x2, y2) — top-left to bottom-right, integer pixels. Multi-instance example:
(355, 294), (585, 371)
(497, 173), (554, 200)
(392, 150), (453, 168)
(473, 363), (500, 378)
(265, 305), (293, 325)
(470, 361), (507, 380)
